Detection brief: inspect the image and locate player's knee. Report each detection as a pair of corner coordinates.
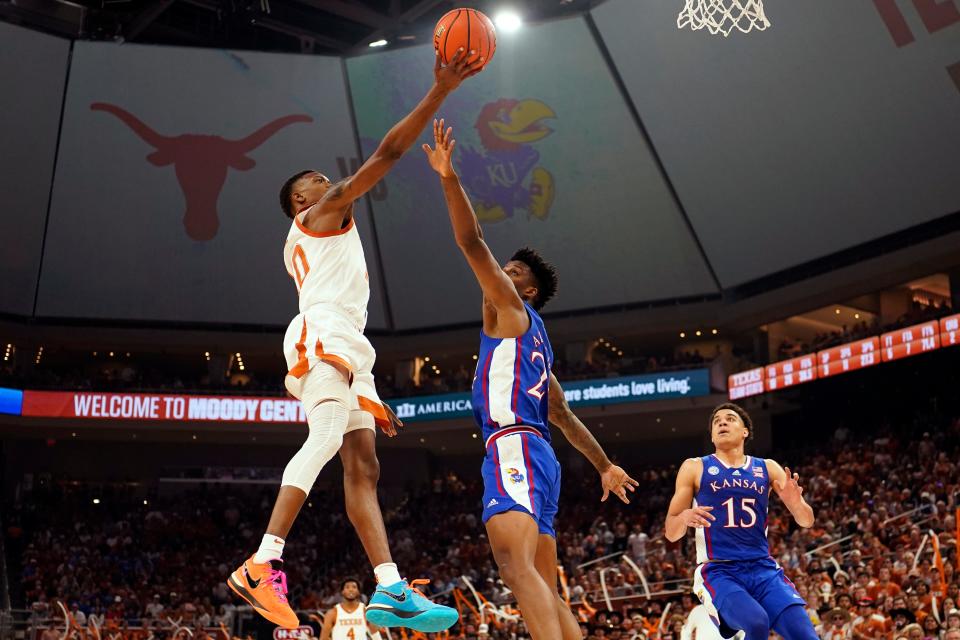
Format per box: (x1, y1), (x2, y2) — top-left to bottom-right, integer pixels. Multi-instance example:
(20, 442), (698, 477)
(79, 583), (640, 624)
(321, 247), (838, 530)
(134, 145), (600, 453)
(344, 453), (380, 486)
(774, 606), (817, 640)
(742, 611), (769, 639)
(495, 558), (535, 587)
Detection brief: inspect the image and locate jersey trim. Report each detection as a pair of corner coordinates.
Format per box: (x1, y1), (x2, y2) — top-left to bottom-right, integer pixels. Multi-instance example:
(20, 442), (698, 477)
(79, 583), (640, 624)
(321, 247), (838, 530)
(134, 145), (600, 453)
(711, 454), (752, 470)
(486, 425), (541, 448)
(295, 212), (355, 238)
(358, 396), (389, 429)
(287, 318), (354, 380)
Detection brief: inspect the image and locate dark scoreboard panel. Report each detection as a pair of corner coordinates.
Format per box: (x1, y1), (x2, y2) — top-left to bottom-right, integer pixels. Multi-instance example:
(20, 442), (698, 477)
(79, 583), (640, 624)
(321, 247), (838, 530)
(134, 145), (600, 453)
(728, 314), (959, 399)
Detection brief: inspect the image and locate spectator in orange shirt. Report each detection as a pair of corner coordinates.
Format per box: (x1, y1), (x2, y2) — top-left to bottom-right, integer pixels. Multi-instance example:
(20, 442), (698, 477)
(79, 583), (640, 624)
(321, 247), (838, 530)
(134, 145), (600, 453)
(868, 567), (902, 601)
(852, 598), (893, 639)
(907, 593), (929, 624)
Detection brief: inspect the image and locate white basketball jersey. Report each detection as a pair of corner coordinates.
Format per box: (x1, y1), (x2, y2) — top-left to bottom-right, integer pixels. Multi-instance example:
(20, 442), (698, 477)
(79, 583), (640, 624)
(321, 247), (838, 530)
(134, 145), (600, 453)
(332, 603), (366, 640)
(283, 208), (370, 330)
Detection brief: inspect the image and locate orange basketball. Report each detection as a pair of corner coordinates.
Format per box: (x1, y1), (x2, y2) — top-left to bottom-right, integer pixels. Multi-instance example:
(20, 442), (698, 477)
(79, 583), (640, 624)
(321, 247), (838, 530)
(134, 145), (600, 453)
(434, 8), (496, 71)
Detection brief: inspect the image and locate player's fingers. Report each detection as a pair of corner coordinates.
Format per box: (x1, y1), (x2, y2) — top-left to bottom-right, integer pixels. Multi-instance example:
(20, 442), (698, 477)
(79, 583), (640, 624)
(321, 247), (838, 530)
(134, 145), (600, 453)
(625, 482), (636, 493)
(449, 139), (456, 153)
(626, 475), (640, 487)
(449, 47), (465, 66)
(697, 508), (716, 521)
(422, 144), (431, 155)
(792, 473), (800, 482)
(456, 50), (474, 71)
(463, 58), (485, 78)
(617, 490), (630, 505)
(601, 487), (610, 502)
(464, 56), (486, 72)
(445, 126), (453, 146)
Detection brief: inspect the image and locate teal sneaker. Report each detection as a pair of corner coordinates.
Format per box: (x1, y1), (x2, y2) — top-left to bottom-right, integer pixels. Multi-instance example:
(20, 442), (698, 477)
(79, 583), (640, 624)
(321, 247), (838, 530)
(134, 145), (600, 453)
(365, 579), (459, 632)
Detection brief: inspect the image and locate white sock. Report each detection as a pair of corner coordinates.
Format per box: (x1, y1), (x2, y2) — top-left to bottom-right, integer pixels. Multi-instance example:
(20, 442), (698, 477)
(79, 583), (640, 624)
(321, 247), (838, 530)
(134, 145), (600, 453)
(253, 534), (285, 564)
(374, 562), (402, 586)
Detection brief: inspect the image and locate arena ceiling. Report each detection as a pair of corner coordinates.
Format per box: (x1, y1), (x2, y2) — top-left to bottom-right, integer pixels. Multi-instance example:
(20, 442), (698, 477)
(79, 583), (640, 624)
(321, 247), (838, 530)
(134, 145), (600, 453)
(0, 0), (602, 54)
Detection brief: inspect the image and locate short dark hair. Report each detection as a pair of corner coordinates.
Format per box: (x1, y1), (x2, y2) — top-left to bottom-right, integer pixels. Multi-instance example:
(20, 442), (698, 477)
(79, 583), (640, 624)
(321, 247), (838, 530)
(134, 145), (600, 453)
(340, 578), (360, 591)
(709, 402), (753, 440)
(279, 170), (313, 219)
(510, 247), (558, 311)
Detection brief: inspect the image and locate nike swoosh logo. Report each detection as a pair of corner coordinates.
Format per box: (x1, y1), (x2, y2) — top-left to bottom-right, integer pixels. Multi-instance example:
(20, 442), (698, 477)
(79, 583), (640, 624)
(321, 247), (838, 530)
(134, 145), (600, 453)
(245, 567), (261, 589)
(376, 589), (407, 603)
(366, 605), (424, 618)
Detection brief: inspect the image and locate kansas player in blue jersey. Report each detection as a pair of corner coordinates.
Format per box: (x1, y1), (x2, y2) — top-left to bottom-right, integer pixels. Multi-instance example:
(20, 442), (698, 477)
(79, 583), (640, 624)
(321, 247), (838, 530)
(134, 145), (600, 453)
(423, 120), (638, 640)
(665, 403), (818, 640)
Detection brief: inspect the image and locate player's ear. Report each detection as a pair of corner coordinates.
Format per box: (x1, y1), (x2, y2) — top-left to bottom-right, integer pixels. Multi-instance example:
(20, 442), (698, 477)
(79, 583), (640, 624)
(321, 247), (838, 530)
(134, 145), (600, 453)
(524, 284), (538, 303)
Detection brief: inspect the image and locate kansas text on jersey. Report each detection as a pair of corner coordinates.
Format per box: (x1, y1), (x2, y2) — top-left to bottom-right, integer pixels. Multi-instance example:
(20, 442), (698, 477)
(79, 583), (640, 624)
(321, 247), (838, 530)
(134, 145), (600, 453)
(693, 455), (770, 563)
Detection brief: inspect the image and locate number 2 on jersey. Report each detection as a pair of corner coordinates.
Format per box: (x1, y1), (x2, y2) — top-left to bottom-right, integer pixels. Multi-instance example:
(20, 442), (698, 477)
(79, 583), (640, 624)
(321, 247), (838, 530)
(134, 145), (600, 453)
(292, 244), (310, 292)
(721, 497), (757, 528)
(527, 351), (548, 400)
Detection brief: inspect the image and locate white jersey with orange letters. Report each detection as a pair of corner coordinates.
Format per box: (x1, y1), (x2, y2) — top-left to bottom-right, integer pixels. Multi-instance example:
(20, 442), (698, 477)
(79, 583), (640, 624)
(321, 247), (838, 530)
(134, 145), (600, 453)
(281, 208), (387, 430)
(332, 603), (367, 640)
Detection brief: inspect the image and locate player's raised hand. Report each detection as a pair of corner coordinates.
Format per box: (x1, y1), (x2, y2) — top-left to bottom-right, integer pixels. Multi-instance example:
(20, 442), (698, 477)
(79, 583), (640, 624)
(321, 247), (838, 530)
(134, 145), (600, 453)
(422, 119), (456, 178)
(380, 402), (404, 438)
(434, 49), (486, 93)
(776, 466), (804, 504)
(679, 506), (715, 529)
(600, 465), (640, 504)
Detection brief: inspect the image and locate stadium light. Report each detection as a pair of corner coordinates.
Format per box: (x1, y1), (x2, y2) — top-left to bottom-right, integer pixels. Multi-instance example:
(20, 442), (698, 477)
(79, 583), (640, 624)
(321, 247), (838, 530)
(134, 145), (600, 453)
(680, 332), (686, 338)
(93, 498), (100, 505)
(369, 39), (388, 47)
(495, 10), (522, 32)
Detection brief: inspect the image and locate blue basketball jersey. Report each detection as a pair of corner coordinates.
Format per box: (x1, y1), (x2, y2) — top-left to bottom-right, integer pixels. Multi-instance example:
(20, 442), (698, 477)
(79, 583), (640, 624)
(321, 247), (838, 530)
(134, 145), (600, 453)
(473, 303), (554, 444)
(694, 455), (770, 563)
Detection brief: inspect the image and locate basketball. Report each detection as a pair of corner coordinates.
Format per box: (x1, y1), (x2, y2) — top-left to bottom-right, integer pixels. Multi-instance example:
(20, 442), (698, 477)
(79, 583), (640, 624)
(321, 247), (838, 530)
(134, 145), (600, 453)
(433, 8), (496, 70)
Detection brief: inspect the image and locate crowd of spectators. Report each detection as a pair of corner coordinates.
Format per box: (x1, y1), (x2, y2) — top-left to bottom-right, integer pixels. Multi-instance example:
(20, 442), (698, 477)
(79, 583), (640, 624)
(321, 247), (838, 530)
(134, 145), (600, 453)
(777, 300), (954, 361)
(0, 347), (712, 401)
(10, 405), (960, 640)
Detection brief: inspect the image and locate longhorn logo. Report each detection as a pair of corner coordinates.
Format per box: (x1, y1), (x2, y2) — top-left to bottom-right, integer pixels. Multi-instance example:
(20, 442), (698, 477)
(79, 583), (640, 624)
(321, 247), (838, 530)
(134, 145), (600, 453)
(91, 103), (313, 241)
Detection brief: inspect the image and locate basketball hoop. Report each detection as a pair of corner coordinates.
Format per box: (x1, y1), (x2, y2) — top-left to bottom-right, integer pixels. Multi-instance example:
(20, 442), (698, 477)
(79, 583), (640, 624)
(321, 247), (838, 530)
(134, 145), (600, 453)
(677, 0), (770, 36)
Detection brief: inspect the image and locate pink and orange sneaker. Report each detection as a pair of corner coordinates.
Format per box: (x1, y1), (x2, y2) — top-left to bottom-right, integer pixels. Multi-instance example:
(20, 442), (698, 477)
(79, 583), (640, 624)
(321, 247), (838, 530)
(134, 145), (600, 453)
(227, 555), (299, 629)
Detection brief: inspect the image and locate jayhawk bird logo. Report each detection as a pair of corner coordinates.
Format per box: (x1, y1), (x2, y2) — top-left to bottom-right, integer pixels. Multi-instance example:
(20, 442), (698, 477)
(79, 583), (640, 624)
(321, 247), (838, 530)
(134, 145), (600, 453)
(457, 99), (556, 223)
(506, 467), (525, 484)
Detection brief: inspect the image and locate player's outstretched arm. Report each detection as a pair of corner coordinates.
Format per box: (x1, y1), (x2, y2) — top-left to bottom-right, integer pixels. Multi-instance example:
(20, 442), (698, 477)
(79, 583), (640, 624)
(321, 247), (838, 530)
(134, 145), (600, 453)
(309, 51), (483, 226)
(546, 373), (638, 503)
(767, 459), (815, 528)
(664, 458), (714, 542)
(422, 120), (525, 315)
(318, 608), (336, 640)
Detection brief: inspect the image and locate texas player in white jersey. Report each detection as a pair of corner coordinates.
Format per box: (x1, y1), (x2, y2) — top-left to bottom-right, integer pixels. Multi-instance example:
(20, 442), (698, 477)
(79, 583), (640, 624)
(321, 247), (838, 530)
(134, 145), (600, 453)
(226, 50), (483, 633)
(320, 579), (383, 640)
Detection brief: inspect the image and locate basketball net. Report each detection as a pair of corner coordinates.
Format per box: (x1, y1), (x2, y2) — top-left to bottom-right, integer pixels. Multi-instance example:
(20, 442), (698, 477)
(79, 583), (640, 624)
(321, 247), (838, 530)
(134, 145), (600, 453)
(677, 0), (770, 36)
